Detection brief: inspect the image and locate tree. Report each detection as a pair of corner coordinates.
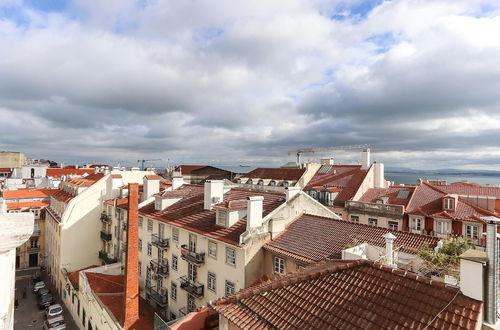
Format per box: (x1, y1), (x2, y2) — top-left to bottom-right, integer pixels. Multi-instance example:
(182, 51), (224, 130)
(417, 237), (475, 277)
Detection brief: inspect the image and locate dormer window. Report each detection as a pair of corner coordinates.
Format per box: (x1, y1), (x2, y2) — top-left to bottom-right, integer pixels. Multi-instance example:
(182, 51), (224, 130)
(444, 198), (454, 210)
(216, 210), (228, 227)
(269, 180), (276, 186)
(247, 179), (253, 184)
(283, 181), (289, 188)
(257, 179), (264, 185)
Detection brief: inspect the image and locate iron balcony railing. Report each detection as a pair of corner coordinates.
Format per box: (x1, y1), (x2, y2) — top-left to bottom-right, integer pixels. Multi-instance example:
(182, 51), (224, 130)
(150, 259), (169, 276)
(98, 250), (117, 264)
(146, 284), (168, 307)
(151, 234), (170, 249)
(180, 245), (205, 264)
(100, 213), (111, 223)
(179, 276), (204, 297)
(100, 230), (112, 241)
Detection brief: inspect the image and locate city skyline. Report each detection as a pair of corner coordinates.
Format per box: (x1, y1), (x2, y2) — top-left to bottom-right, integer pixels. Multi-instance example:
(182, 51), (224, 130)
(1, 1), (500, 169)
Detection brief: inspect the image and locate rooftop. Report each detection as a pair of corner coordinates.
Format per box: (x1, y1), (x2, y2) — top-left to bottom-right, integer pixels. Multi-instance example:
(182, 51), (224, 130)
(46, 168), (95, 178)
(175, 165), (207, 175)
(242, 167), (306, 181)
(141, 185), (285, 245)
(2, 188), (58, 199)
(265, 213), (440, 262)
(214, 259), (482, 330)
(306, 165), (369, 204)
(6, 200), (49, 210)
(359, 185), (416, 207)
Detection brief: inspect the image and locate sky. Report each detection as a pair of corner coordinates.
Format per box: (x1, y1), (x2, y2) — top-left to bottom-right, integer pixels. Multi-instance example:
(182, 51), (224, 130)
(1, 0), (500, 169)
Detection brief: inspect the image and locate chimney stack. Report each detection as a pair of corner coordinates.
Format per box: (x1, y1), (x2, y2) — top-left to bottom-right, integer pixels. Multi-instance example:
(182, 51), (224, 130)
(484, 217), (500, 326)
(172, 176), (184, 190)
(123, 183), (140, 329)
(383, 232), (396, 268)
(204, 180), (224, 210)
(285, 186), (300, 201)
(361, 148), (370, 170)
(247, 196), (264, 229)
(143, 175), (160, 200)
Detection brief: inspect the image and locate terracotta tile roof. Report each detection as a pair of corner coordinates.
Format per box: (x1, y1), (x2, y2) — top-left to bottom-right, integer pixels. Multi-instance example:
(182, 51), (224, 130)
(175, 165), (206, 175)
(2, 188), (58, 199)
(67, 265), (98, 289)
(243, 168), (306, 181)
(105, 197), (130, 209)
(432, 181), (500, 198)
(85, 273), (155, 329)
(359, 186), (415, 207)
(213, 199), (247, 211)
(144, 174), (162, 180)
(306, 165), (368, 204)
(0, 168), (12, 172)
(6, 201), (49, 210)
(52, 190), (75, 203)
(141, 185), (285, 245)
(406, 182), (495, 222)
(111, 174), (122, 179)
(46, 168), (95, 178)
(214, 260), (482, 330)
(65, 173), (104, 187)
(265, 214), (440, 261)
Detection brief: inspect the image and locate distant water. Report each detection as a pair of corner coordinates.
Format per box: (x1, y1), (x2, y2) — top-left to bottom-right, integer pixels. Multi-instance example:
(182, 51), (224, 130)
(386, 172), (500, 186)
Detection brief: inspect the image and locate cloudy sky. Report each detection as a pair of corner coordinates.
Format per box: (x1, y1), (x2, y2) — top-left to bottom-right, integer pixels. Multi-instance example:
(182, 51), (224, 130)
(1, 0), (500, 169)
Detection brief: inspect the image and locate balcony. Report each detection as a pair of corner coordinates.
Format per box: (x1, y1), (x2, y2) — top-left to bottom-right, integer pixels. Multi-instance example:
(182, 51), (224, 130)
(179, 276), (204, 298)
(100, 213), (111, 223)
(151, 234), (170, 249)
(150, 259), (169, 277)
(146, 285), (168, 307)
(99, 250), (117, 264)
(31, 229), (41, 237)
(100, 230), (112, 241)
(180, 245), (205, 264)
(27, 246), (40, 252)
(345, 201), (404, 218)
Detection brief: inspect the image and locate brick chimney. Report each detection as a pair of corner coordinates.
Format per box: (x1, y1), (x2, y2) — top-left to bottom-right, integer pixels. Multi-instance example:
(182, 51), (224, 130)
(123, 183), (139, 329)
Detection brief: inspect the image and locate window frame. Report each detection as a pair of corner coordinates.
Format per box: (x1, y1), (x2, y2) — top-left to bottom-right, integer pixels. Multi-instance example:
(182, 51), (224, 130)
(350, 215), (359, 223)
(172, 255), (178, 271)
(225, 280), (235, 296)
(147, 243), (152, 256)
(207, 272), (217, 292)
(208, 241), (217, 259)
(273, 256), (285, 274)
(225, 247), (236, 266)
(147, 219), (153, 232)
(368, 218), (378, 226)
(172, 227), (179, 242)
(170, 283), (177, 301)
(388, 221), (399, 231)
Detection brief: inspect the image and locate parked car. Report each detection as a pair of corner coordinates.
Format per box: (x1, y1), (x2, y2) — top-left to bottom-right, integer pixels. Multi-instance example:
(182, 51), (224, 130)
(38, 294), (55, 309)
(43, 315), (66, 330)
(45, 304), (63, 319)
(32, 281), (45, 293)
(37, 288), (50, 297)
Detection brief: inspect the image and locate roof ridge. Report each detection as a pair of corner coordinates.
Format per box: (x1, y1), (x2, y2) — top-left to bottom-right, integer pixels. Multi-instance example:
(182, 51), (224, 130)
(308, 167), (360, 187)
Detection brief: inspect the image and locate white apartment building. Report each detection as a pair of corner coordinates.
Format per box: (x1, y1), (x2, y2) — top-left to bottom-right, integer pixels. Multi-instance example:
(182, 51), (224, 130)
(44, 170), (154, 298)
(103, 179), (339, 321)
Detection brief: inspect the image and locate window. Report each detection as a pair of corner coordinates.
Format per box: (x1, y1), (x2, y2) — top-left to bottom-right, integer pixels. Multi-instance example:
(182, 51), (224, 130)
(216, 210), (227, 226)
(172, 255), (178, 271)
(465, 225), (479, 240)
(368, 218), (378, 226)
(388, 221), (399, 231)
(208, 241), (217, 259)
(138, 261), (142, 276)
(82, 308), (86, 326)
(147, 219), (153, 232)
(172, 228), (179, 242)
(226, 247), (236, 265)
(139, 217), (143, 228)
(138, 239), (142, 252)
(170, 283), (177, 301)
(444, 198), (454, 210)
(187, 294), (196, 313)
(30, 239), (38, 248)
(411, 218), (422, 231)
(147, 243), (152, 256)
(273, 256), (285, 274)
(436, 221), (450, 235)
(225, 280), (235, 296)
(188, 263), (197, 281)
(350, 215), (359, 223)
(207, 272), (216, 291)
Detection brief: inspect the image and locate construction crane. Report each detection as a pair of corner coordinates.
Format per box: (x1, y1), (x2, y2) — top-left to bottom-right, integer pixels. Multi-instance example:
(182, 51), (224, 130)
(288, 144), (371, 168)
(137, 159), (161, 171)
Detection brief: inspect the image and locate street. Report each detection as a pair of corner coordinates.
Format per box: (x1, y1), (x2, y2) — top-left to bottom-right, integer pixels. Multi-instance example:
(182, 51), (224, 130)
(14, 271), (79, 330)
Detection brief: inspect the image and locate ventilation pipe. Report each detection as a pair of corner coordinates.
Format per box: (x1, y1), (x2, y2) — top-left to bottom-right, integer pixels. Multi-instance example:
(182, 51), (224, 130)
(361, 148), (370, 170)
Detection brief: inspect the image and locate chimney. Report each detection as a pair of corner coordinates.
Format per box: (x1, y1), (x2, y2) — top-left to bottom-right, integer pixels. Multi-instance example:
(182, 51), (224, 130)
(123, 183), (139, 329)
(361, 148), (370, 170)
(172, 176), (184, 190)
(320, 158), (334, 165)
(459, 249), (487, 301)
(374, 162), (385, 188)
(104, 167), (110, 175)
(246, 196), (264, 229)
(383, 232), (396, 268)
(143, 175), (160, 200)
(204, 180), (224, 210)
(285, 186), (300, 201)
(484, 217), (500, 326)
